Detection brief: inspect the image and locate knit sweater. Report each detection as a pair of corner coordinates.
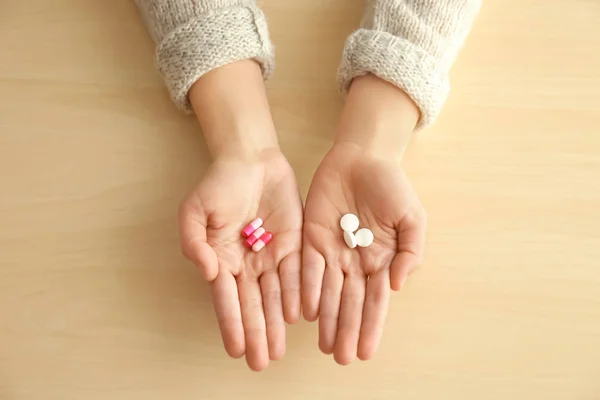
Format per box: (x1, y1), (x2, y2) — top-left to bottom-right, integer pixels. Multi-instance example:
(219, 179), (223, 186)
(135, 0), (481, 128)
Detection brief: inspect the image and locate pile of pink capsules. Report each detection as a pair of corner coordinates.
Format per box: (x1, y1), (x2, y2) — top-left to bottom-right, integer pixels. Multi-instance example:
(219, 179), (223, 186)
(241, 218), (273, 252)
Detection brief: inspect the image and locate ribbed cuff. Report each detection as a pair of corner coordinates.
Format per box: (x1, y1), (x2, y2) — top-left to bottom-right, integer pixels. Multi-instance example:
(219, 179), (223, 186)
(156, 5), (274, 112)
(338, 29), (450, 129)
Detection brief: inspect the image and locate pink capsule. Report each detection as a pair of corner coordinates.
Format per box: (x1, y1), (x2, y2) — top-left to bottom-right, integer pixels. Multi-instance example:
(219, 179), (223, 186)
(245, 227), (266, 248)
(252, 231), (273, 252)
(241, 218), (263, 237)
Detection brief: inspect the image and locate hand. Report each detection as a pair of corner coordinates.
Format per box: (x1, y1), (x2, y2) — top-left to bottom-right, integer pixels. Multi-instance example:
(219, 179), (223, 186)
(301, 75), (427, 365)
(180, 151), (302, 371)
(179, 61), (303, 371)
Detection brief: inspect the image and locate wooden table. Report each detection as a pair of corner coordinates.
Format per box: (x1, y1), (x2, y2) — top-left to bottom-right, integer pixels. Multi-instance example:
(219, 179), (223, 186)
(1, 1), (599, 398)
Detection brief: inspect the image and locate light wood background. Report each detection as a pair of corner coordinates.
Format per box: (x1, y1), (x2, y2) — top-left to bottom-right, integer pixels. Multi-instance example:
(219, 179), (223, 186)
(1, 0), (599, 399)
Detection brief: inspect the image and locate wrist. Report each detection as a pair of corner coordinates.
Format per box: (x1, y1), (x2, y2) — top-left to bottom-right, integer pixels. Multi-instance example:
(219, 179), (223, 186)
(189, 60), (279, 161)
(335, 74), (420, 160)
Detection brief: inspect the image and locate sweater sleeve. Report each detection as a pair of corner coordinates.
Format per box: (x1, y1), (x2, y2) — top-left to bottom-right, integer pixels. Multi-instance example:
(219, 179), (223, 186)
(135, 0), (274, 112)
(338, 0), (482, 128)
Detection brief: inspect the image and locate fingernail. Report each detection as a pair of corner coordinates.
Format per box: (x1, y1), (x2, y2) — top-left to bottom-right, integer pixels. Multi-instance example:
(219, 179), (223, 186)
(196, 263), (211, 281)
(400, 276), (408, 289)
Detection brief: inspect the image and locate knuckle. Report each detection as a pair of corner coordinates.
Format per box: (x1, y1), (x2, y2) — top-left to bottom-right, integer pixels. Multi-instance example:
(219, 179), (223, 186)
(180, 242), (190, 258)
(263, 288), (281, 305)
(410, 207), (427, 225)
(177, 199), (190, 217)
(279, 269), (300, 291)
(370, 288), (387, 305)
(178, 203), (193, 227)
(341, 293), (363, 308)
(410, 254), (423, 270)
(243, 295), (263, 313)
(419, 207), (428, 223)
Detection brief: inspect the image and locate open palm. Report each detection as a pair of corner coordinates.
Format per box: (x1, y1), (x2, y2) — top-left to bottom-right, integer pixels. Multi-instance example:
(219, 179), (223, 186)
(302, 142), (426, 364)
(179, 151), (303, 371)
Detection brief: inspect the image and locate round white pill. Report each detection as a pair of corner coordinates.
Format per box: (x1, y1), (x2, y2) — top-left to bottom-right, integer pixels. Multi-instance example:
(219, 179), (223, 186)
(343, 231), (357, 249)
(340, 213), (359, 233)
(355, 228), (374, 247)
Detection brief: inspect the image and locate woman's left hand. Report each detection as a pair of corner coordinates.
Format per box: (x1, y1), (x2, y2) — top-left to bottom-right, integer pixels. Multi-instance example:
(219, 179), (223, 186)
(301, 74), (427, 365)
(301, 142), (426, 364)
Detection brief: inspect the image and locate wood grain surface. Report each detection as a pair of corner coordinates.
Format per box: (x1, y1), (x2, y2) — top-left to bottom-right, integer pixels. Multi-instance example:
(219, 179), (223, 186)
(0, 1), (599, 399)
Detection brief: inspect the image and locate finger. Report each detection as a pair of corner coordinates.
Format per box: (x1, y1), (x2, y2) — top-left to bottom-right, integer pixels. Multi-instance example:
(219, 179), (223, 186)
(357, 269), (391, 361)
(260, 271), (286, 361)
(318, 265), (344, 354)
(211, 271), (245, 358)
(301, 245), (326, 321)
(279, 252), (301, 324)
(391, 212), (427, 291)
(238, 277), (269, 371)
(333, 273), (366, 365)
(390, 252), (420, 291)
(179, 204), (218, 281)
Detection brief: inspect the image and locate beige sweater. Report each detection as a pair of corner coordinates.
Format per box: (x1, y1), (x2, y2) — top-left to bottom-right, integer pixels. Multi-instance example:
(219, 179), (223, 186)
(135, 0), (481, 128)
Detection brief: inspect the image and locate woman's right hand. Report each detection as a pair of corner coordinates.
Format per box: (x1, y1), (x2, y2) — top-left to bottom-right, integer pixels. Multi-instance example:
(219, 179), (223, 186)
(179, 149), (303, 371)
(179, 61), (302, 371)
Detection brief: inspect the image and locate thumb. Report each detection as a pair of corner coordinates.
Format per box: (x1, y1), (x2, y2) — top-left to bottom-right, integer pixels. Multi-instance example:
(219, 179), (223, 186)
(179, 203), (219, 281)
(389, 252), (420, 291)
(390, 210), (426, 291)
